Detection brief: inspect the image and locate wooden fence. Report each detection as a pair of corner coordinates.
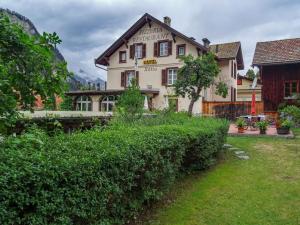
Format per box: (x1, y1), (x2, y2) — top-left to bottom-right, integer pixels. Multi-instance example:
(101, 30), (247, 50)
(202, 101), (264, 120)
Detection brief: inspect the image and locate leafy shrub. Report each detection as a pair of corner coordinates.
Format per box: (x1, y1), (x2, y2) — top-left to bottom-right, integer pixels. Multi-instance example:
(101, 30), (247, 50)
(115, 79), (144, 122)
(280, 105), (300, 126)
(0, 114), (228, 225)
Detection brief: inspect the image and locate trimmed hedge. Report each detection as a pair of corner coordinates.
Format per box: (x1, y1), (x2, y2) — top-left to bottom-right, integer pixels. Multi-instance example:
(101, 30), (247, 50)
(0, 115), (228, 225)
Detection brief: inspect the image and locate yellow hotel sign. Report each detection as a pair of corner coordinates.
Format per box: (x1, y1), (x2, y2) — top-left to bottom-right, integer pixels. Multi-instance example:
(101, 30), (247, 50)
(143, 59), (157, 65)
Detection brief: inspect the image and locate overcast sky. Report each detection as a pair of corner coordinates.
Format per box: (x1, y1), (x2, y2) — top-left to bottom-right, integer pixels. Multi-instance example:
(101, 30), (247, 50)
(2, 0), (300, 80)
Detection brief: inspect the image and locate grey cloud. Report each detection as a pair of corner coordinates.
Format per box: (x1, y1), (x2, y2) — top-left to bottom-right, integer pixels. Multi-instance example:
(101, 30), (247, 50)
(2, 0), (300, 79)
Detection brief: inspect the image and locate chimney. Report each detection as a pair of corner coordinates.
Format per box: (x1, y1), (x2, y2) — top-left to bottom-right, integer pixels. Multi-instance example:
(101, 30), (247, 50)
(163, 16), (171, 26)
(202, 38), (210, 48)
(190, 37), (196, 41)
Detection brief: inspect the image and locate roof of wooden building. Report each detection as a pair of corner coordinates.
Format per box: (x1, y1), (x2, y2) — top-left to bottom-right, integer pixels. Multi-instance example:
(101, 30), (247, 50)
(252, 38), (300, 66)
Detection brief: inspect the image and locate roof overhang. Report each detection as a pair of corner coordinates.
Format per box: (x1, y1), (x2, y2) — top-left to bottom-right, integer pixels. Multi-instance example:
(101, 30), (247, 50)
(66, 89), (160, 96)
(253, 60), (300, 67)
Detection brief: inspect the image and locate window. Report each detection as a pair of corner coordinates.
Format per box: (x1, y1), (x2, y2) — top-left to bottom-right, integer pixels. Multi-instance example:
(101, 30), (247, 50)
(176, 44), (186, 57)
(101, 95), (117, 112)
(284, 81), (299, 98)
(76, 96), (92, 111)
(167, 68), (177, 85)
(159, 41), (169, 56)
(135, 44), (143, 59)
(119, 51), (126, 63)
(127, 71), (135, 87)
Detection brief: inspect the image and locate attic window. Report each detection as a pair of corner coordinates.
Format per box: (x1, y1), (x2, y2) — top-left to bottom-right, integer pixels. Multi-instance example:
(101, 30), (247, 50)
(119, 51), (126, 63)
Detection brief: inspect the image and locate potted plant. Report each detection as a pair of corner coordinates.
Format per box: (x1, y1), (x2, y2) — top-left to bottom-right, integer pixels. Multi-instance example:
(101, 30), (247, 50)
(236, 118), (247, 133)
(276, 119), (293, 135)
(256, 120), (268, 134)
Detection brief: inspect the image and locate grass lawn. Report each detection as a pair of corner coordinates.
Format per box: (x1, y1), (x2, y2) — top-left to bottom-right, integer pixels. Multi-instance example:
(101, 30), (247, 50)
(137, 129), (300, 225)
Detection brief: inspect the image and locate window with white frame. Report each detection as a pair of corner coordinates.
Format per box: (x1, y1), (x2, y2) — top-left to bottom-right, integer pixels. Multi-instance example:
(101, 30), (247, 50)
(76, 96), (92, 111)
(100, 95), (117, 112)
(135, 44), (143, 59)
(127, 71), (135, 87)
(159, 41), (169, 56)
(167, 68), (177, 85)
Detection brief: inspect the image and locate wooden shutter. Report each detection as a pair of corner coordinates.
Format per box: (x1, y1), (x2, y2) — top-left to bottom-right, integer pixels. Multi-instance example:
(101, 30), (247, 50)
(130, 45), (135, 59)
(142, 44), (146, 58)
(234, 62), (237, 79)
(135, 71), (139, 86)
(119, 51), (122, 63)
(231, 61), (234, 78)
(161, 69), (167, 86)
(168, 41), (172, 55)
(121, 72), (125, 87)
(154, 42), (158, 57)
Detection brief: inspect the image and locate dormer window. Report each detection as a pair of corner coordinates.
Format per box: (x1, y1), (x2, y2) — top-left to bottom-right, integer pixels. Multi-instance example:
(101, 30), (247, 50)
(159, 41), (169, 56)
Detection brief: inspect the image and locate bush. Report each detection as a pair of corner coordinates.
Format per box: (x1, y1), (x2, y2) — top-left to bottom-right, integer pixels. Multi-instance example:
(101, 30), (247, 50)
(0, 114), (228, 225)
(280, 105), (300, 126)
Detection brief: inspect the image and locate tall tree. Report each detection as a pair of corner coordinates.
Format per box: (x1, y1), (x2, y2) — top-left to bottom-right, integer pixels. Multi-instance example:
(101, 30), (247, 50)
(174, 53), (228, 116)
(0, 14), (69, 121)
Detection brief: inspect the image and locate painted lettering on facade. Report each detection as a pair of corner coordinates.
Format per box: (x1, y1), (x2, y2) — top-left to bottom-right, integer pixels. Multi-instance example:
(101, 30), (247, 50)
(144, 66), (157, 72)
(131, 27), (170, 43)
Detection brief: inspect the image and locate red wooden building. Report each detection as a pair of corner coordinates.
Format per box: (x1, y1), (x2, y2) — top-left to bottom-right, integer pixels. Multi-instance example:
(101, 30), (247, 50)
(253, 38), (300, 112)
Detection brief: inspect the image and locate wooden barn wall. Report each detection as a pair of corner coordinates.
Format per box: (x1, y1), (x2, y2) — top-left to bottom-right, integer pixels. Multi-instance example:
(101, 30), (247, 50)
(261, 63), (300, 111)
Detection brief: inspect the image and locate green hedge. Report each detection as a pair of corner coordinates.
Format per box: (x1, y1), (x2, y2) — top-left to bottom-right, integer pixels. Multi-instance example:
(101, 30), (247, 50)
(0, 115), (228, 225)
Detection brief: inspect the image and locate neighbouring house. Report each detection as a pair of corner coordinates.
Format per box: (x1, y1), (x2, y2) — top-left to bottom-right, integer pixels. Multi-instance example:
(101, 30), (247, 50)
(236, 74), (262, 101)
(67, 13), (244, 114)
(208, 42), (244, 102)
(253, 38), (300, 112)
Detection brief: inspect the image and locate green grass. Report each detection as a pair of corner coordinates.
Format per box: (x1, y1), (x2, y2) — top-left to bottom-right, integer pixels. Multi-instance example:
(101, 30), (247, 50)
(137, 129), (300, 225)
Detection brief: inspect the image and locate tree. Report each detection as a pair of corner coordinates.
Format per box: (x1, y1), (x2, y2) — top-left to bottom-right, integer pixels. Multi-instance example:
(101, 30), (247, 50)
(246, 68), (256, 80)
(0, 14), (69, 121)
(115, 79), (144, 122)
(174, 53), (228, 116)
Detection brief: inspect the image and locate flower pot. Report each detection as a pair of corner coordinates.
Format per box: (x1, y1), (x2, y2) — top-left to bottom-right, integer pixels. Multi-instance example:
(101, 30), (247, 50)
(260, 129), (266, 134)
(238, 127), (245, 133)
(277, 127), (290, 135)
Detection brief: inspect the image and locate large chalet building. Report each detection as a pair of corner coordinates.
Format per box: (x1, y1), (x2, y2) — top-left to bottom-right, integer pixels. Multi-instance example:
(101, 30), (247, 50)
(253, 38), (300, 112)
(67, 13), (244, 114)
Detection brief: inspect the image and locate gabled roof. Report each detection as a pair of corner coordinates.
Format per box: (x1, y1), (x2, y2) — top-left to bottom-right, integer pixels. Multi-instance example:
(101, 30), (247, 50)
(252, 38), (300, 66)
(95, 13), (208, 66)
(210, 41), (244, 70)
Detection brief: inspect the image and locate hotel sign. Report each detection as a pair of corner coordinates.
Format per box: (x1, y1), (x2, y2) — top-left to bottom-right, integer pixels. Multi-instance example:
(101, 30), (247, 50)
(143, 59), (157, 65)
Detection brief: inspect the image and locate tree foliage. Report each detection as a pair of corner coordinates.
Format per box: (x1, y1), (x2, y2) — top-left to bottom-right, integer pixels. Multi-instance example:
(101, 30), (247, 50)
(174, 53), (228, 115)
(0, 14), (69, 121)
(246, 68), (257, 80)
(115, 79), (144, 122)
